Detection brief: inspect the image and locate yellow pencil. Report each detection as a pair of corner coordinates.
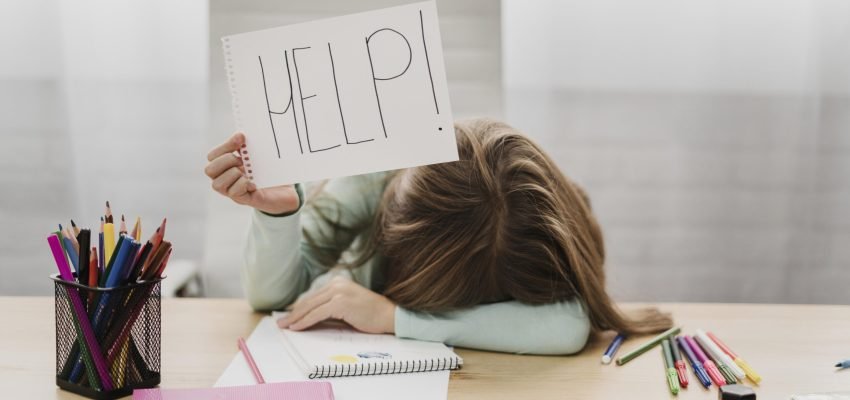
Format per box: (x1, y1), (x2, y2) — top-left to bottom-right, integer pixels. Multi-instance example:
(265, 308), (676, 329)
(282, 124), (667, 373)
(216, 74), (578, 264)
(104, 201), (116, 263)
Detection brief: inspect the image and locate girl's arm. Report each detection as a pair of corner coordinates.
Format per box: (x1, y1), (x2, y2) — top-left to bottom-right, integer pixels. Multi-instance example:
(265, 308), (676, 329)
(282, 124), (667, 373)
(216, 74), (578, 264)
(394, 300), (591, 355)
(242, 174), (388, 311)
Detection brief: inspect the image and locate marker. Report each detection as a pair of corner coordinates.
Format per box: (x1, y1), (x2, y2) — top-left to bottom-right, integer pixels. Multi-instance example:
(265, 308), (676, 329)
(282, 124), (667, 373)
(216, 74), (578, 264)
(836, 359), (850, 369)
(669, 336), (689, 388)
(695, 330), (745, 381)
(661, 339), (680, 395)
(616, 326), (682, 366)
(684, 335), (726, 387)
(706, 331), (762, 384)
(693, 334), (737, 384)
(601, 334), (626, 364)
(677, 336), (711, 388)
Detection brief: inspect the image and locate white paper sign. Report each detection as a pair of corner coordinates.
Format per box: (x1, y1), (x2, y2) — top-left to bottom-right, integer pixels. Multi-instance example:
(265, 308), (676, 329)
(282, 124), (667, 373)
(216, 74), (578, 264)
(222, 1), (457, 188)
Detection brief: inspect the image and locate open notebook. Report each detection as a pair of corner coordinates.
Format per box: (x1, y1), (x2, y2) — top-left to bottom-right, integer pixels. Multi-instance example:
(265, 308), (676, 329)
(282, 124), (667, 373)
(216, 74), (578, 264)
(272, 312), (462, 379)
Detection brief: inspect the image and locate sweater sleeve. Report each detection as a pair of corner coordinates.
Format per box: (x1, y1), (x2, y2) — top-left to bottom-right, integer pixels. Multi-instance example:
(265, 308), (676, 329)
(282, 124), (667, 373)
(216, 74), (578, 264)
(394, 299), (591, 355)
(242, 173), (389, 311)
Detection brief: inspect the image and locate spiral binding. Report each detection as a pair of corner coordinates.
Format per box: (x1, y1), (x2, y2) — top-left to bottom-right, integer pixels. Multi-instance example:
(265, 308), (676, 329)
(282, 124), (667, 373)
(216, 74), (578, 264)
(222, 36), (254, 181)
(308, 356), (461, 379)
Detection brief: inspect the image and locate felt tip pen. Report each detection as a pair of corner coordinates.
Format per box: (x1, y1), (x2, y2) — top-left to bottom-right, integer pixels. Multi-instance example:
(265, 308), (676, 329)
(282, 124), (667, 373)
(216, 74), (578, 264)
(661, 339), (680, 395)
(836, 359), (850, 369)
(684, 335), (726, 387)
(601, 333), (626, 364)
(695, 330), (745, 380)
(706, 331), (762, 384)
(616, 326), (682, 366)
(669, 336), (689, 388)
(676, 336), (711, 388)
(693, 334), (738, 384)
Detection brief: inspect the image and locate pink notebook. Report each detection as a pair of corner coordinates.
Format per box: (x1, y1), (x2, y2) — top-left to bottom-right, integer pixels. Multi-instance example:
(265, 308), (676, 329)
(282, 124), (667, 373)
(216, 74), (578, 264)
(133, 381), (334, 400)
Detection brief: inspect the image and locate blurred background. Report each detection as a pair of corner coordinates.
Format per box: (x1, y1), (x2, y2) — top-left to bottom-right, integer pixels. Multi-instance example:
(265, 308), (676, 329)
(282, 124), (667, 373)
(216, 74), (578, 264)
(2, 0), (848, 304)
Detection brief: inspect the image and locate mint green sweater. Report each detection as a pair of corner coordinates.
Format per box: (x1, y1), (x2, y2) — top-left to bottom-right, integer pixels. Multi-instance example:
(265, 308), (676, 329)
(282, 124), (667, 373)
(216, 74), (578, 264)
(242, 172), (590, 355)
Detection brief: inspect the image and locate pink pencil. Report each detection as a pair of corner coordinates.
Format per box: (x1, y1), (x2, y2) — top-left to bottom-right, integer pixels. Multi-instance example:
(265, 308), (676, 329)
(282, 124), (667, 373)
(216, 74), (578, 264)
(238, 337), (265, 384)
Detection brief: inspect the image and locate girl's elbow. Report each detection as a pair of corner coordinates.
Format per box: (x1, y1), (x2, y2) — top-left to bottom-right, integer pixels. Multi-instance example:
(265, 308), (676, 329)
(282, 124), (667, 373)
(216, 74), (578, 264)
(538, 313), (591, 355)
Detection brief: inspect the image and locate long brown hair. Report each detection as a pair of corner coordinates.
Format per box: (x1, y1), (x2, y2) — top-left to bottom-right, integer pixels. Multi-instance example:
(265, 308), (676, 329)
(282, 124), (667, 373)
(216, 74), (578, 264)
(308, 119), (672, 335)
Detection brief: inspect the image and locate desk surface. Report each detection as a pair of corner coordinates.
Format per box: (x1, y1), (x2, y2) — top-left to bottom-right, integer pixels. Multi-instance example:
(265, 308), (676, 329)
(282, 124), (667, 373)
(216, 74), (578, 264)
(1, 297), (847, 399)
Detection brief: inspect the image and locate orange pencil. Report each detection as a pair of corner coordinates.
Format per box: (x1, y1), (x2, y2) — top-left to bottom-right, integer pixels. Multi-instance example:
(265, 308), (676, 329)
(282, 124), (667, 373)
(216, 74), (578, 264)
(130, 217), (141, 242)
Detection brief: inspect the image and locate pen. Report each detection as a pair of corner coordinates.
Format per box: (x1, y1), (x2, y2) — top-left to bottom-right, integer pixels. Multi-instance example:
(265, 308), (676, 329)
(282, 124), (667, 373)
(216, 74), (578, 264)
(601, 333), (626, 364)
(695, 330), (745, 381)
(616, 326), (682, 366)
(694, 334), (738, 384)
(669, 336), (688, 388)
(706, 331), (761, 384)
(676, 336), (711, 388)
(836, 359), (850, 369)
(239, 337), (265, 384)
(662, 339), (680, 395)
(684, 335), (725, 387)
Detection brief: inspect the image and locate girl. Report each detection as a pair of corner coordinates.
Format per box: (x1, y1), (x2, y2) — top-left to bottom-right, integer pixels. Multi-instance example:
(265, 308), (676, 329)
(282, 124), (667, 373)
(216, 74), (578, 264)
(204, 119), (672, 355)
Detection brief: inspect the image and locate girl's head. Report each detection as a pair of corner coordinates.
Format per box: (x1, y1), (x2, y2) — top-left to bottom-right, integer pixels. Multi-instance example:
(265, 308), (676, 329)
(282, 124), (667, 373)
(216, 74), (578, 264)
(371, 119), (671, 335)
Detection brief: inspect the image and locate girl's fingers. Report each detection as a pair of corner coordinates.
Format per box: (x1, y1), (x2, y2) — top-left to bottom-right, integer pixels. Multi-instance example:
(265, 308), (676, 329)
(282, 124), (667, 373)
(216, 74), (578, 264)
(204, 152), (242, 179)
(288, 302), (337, 331)
(207, 132), (245, 161)
(211, 167), (243, 195)
(227, 176), (252, 198)
(280, 289), (334, 328)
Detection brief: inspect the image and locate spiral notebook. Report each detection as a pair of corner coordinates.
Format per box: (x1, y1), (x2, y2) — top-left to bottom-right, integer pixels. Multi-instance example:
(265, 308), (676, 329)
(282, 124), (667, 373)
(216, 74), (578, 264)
(271, 312), (462, 379)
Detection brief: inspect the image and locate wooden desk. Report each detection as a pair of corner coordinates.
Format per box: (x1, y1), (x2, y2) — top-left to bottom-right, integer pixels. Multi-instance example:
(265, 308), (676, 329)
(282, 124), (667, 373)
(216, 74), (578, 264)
(1, 297), (847, 399)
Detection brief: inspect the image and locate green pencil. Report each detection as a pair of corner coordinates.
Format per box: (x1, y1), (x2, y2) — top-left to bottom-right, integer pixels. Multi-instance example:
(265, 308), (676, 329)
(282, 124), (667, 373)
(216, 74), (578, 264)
(615, 326), (682, 366)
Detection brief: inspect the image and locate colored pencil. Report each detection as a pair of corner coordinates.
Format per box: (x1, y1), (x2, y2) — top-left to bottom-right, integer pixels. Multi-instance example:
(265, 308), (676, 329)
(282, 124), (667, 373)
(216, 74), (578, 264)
(48, 233), (115, 391)
(104, 201), (116, 264)
(239, 337), (265, 384)
(119, 215), (127, 236)
(131, 217), (141, 242)
(616, 326), (682, 366)
(70, 219), (81, 236)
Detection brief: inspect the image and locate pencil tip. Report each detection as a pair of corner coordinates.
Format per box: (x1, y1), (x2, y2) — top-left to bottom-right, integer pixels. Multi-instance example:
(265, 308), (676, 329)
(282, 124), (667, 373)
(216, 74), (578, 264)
(838, 363), (843, 367)
(70, 219), (76, 227)
(121, 214), (125, 221)
(58, 223), (63, 230)
(106, 200), (110, 208)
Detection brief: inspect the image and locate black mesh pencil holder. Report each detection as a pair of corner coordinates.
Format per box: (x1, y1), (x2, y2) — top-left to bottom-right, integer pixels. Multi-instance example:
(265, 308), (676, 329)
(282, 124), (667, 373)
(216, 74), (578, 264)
(52, 274), (163, 400)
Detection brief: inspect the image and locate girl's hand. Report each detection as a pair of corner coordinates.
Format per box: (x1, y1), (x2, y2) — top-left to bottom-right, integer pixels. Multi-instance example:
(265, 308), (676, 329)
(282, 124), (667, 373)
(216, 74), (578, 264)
(205, 132), (299, 215)
(277, 277), (396, 334)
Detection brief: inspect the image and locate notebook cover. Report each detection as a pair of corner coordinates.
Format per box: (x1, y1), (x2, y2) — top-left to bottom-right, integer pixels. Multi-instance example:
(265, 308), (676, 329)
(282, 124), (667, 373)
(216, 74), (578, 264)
(132, 381), (334, 400)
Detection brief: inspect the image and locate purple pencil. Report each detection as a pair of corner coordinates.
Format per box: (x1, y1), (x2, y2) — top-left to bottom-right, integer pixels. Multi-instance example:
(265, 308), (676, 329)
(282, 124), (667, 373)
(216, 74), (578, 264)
(48, 233), (115, 391)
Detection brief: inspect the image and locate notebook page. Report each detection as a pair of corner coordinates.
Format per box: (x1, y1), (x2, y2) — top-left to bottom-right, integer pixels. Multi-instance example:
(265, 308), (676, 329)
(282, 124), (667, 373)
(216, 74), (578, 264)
(221, 1), (457, 188)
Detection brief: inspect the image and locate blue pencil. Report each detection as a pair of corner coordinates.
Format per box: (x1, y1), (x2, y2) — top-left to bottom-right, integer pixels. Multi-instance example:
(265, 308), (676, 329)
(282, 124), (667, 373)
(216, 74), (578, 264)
(69, 237), (136, 382)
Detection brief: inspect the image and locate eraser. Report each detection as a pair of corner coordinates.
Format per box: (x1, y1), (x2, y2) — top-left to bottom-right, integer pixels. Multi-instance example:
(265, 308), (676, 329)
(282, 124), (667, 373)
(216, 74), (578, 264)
(719, 384), (756, 400)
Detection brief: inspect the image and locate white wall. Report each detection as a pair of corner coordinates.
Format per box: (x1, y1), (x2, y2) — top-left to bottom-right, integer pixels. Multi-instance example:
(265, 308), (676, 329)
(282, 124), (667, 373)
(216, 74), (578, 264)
(0, 0), (209, 296)
(502, 0), (850, 304)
